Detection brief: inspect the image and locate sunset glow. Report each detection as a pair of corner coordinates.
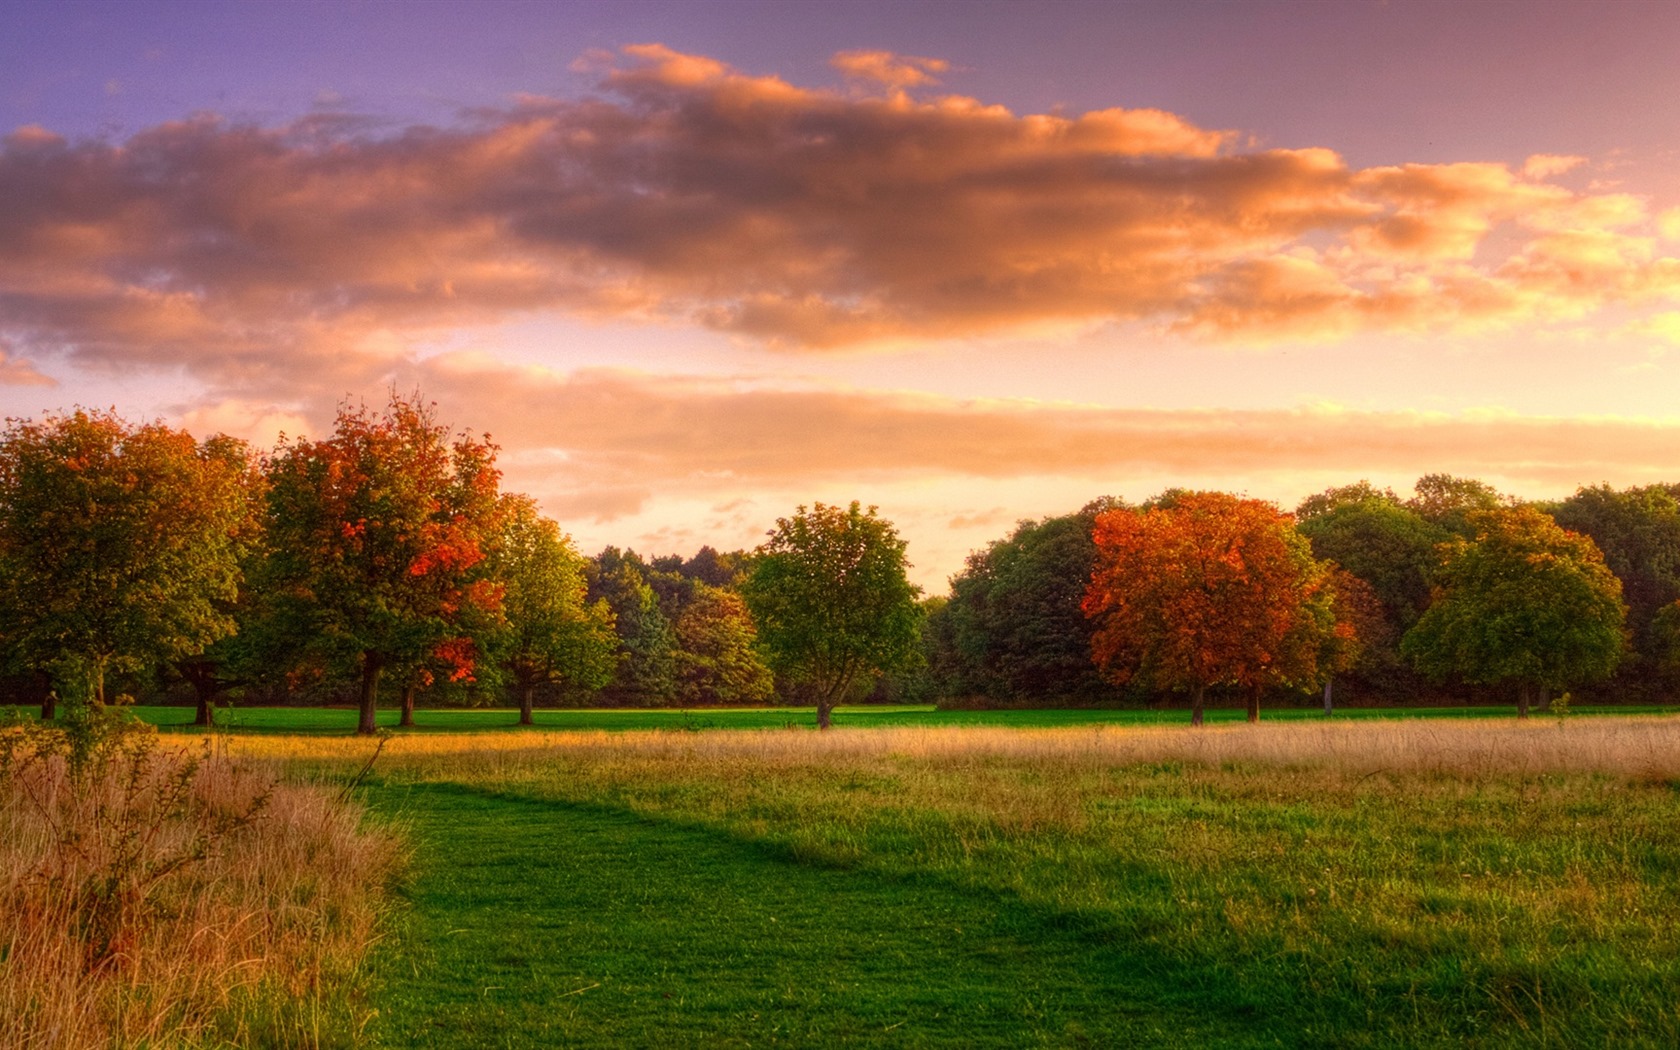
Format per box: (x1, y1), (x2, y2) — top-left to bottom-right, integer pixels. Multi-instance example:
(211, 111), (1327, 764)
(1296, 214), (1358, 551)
(5, 2), (1680, 588)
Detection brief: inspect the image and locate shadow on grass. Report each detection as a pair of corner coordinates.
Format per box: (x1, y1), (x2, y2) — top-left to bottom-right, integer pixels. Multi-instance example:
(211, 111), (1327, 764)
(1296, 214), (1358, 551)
(365, 780), (1307, 1049)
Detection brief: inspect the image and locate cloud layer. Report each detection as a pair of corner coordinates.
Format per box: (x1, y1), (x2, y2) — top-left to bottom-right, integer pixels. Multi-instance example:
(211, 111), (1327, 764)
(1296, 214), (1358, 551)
(402, 360), (1680, 517)
(4, 43), (1679, 391)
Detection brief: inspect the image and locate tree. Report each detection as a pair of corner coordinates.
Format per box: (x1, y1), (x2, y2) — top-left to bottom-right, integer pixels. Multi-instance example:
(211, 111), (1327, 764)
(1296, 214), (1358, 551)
(942, 501), (1120, 704)
(488, 496), (616, 724)
(1296, 492), (1446, 630)
(1295, 489), (1448, 698)
(0, 410), (256, 717)
(587, 548), (679, 706)
(1401, 507), (1626, 717)
(1082, 492), (1342, 725)
(262, 394), (505, 735)
(1406, 473), (1507, 536)
(1295, 481), (1401, 522)
(1549, 484), (1680, 693)
(672, 583), (774, 705)
(742, 502), (921, 728)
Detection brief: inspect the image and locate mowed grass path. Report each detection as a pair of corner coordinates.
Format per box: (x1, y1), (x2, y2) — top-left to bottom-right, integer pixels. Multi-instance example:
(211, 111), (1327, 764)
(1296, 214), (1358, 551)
(366, 781), (1273, 1048)
(345, 718), (1680, 1048)
(21, 701), (1679, 735)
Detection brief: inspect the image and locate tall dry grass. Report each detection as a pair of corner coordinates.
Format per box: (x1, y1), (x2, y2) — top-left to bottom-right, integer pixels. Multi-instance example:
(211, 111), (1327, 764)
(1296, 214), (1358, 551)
(230, 712), (1680, 782)
(1, 725), (402, 1049)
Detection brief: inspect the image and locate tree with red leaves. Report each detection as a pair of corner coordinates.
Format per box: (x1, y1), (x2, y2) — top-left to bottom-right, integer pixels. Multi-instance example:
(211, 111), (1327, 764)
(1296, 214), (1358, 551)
(1082, 491), (1342, 725)
(261, 393), (504, 734)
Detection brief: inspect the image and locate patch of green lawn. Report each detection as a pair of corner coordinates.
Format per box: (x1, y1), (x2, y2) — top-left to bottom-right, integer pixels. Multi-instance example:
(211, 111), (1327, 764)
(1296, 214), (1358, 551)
(360, 735), (1680, 1048)
(366, 780), (1288, 1048)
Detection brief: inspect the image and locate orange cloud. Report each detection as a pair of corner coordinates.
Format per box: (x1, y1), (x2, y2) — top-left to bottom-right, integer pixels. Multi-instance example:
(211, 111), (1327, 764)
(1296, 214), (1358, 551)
(410, 360), (1680, 518)
(831, 50), (949, 90)
(1, 44), (1677, 380)
(0, 347), (54, 386)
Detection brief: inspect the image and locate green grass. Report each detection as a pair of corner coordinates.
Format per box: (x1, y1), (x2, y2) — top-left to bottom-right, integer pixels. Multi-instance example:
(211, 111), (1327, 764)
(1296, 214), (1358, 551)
(8, 700), (1676, 736)
(352, 724), (1680, 1047)
(366, 781), (1279, 1047)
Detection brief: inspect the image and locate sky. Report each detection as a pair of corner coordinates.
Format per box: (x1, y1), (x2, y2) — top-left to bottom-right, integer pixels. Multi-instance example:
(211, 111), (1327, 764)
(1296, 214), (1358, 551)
(4, 0), (1680, 590)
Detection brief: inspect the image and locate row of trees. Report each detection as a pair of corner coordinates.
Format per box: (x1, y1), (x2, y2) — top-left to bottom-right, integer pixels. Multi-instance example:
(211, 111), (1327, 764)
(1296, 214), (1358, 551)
(0, 394), (1662, 726)
(0, 398), (924, 733)
(931, 476), (1649, 716)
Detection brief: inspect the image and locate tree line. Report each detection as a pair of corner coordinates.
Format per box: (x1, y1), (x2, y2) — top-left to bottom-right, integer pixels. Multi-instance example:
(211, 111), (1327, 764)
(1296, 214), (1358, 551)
(0, 397), (925, 733)
(928, 476), (1659, 717)
(0, 395), (1667, 729)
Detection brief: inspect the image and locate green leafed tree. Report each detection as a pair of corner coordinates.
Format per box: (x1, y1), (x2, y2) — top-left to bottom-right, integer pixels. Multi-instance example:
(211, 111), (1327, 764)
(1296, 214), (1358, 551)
(1406, 473), (1507, 537)
(672, 582), (774, 705)
(742, 502), (921, 728)
(1295, 485), (1449, 697)
(488, 496), (617, 724)
(942, 501), (1121, 704)
(588, 548), (679, 706)
(261, 393), (506, 735)
(1401, 506), (1626, 717)
(1549, 483), (1680, 693)
(0, 410), (257, 717)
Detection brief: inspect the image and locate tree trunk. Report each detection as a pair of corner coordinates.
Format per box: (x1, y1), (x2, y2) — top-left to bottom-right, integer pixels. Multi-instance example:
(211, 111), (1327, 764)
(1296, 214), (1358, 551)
(194, 682), (215, 728)
(1191, 682), (1205, 727)
(1322, 677), (1333, 716)
(1246, 683), (1261, 724)
(91, 659), (106, 707)
(40, 693), (56, 720)
(399, 680), (416, 728)
(358, 653), (383, 736)
(1516, 682), (1530, 720)
(519, 683), (535, 726)
(816, 700), (834, 730)
(1538, 686), (1550, 714)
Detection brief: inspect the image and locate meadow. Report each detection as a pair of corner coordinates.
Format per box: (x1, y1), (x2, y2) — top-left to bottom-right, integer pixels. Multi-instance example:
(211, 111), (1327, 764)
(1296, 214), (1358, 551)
(11, 710), (1680, 1046)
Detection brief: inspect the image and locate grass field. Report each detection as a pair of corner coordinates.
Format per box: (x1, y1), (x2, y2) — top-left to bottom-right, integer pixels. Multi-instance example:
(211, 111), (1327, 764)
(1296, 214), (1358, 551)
(215, 716), (1680, 1047)
(15, 707), (1680, 1045)
(7, 700), (1678, 735)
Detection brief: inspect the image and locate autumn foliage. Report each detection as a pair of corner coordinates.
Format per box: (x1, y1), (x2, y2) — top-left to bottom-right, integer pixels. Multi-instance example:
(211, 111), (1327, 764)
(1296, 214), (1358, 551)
(0, 411), (257, 714)
(1082, 492), (1344, 724)
(263, 394), (506, 734)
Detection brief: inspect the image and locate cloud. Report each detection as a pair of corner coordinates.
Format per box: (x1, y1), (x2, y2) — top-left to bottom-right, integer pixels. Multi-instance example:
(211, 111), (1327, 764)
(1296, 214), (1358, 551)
(1, 44), (1677, 383)
(0, 347), (55, 386)
(410, 359), (1680, 518)
(831, 50), (949, 90)
(1523, 154), (1586, 179)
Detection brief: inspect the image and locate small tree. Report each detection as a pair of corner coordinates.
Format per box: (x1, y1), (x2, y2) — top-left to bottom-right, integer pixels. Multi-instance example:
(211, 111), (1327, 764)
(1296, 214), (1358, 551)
(262, 394), (505, 735)
(489, 496), (617, 724)
(742, 502), (921, 728)
(0, 410), (256, 716)
(1082, 492), (1341, 725)
(672, 583), (774, 705)
(1402, 506), (1626, 717)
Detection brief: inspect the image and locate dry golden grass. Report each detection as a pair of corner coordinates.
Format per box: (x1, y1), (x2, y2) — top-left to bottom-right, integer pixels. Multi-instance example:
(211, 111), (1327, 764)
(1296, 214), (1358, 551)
(231, 712), (1680, 782)
(0, 731), (402, 1049)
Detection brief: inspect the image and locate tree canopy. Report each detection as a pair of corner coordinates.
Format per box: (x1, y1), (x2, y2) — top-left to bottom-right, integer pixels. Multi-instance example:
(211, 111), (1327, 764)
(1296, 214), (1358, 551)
(262, 394), (505, 734)
(1401, 506), (1626, 716)
(1083, 492), (1343, 724)
(941, 503), (1118, 704)
(488, 495), (617, 724)
(742, 502), (921, 728)
(0, 410), (256, 715)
